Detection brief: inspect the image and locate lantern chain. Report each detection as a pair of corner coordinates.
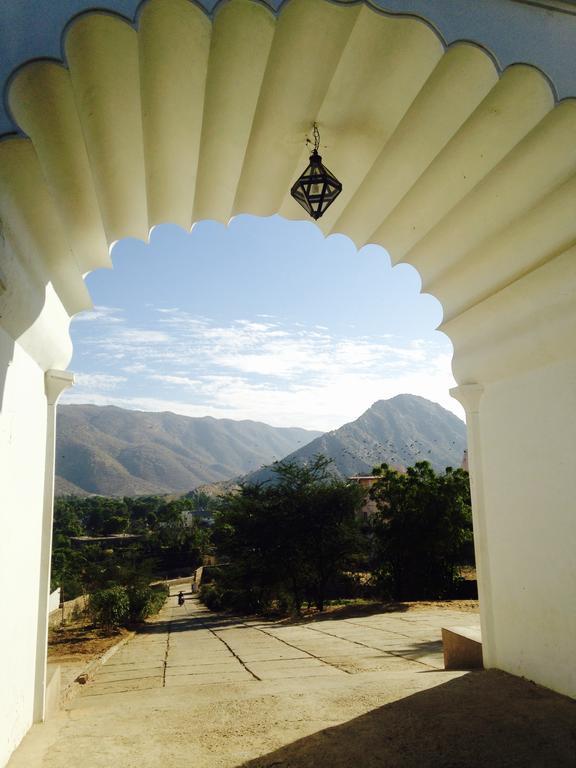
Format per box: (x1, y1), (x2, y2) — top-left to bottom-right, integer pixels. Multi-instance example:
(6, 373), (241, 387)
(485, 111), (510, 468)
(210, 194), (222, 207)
(312, 122), (320, 152)
(306, 122), (321, 153)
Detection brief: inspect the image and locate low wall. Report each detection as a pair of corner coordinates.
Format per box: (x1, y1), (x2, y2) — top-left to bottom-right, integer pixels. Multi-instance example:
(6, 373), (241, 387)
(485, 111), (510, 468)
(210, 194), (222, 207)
(154, 572), (204, 589)
(48, 594), (88, 628)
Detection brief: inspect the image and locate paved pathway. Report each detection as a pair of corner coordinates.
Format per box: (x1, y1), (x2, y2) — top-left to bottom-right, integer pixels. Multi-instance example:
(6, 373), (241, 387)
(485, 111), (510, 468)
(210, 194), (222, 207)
(81, 589), (459, 699)
(9, 588), (576, 767)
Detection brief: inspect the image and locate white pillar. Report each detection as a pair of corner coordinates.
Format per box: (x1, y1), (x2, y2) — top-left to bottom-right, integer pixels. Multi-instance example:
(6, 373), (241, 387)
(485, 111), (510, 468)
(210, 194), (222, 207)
(33, 369), (74, 723)
(450, 383), (496, 668)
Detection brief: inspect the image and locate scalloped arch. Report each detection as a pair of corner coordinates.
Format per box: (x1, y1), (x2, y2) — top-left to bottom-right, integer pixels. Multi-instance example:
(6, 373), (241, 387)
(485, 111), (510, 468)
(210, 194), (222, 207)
(0, 0), (574, 387)
(2, 0), (568, 141)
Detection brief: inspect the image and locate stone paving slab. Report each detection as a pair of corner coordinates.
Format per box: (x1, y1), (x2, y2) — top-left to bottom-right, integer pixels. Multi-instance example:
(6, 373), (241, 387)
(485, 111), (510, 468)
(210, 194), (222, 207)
(81, 676), (164, 697)
(165, 669), (254, 687)
(168, 656), (235, 667)
(323, 654), (427, 674)
(99, 659), (164, 670)
(246, 657), (326, 670)
(250, 665), (345, 681)
(95, 666), (164, 682)
(165, 662), (244, 676)
(168, 650), (233, 660)
(110, 647), (166, 658)
(263, 629), (382, 658)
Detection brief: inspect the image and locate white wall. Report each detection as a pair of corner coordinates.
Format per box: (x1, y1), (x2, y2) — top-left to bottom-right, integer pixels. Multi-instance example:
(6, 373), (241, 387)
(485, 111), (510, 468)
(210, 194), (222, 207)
(479, 358), (576, 697)
(0, 331), (48, 767)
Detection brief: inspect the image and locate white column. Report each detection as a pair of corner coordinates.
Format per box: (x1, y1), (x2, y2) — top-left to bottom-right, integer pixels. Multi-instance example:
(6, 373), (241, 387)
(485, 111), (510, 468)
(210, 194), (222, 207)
(450, 383), (496, 668)
(33, 369), (74, 722)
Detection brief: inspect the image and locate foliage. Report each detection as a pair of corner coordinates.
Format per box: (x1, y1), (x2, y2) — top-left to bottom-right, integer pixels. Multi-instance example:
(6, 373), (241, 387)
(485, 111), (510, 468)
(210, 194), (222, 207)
(88, 583), (169, 628)
(88, 586), (130, 629)
(186, 489), (218, 520)
(369, 461), (472, 600)
(127, 583), (169, 623)
(209, 456), (366, 614)
(53, 457), (474, 618)
(199, 583), (225, 612)
(51, 494), (211, 599)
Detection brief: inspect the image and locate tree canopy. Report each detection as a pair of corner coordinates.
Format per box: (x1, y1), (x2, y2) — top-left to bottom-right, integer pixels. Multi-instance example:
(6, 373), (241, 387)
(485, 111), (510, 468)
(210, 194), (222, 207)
(210, 456), (366, 613)
(51, 494), (211, 598)
(369, 461), (472, 600)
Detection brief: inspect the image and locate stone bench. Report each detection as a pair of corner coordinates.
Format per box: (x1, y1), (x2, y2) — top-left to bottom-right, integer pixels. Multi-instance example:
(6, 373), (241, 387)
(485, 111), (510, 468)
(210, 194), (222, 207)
(442, 625), (483, 670)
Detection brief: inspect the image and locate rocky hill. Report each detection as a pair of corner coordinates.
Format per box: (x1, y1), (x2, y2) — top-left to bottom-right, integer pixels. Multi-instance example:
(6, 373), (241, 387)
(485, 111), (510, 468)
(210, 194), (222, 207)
(55, 405), (322, 497)
(249, 394), (467, 483)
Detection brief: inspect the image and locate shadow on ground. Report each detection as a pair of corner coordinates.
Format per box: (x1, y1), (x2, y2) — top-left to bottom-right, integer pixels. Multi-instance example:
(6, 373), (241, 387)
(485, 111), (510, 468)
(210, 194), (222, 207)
(139, 613), (242, 634)
(278, 602), (411, 624)
(241, 670), (576, 768)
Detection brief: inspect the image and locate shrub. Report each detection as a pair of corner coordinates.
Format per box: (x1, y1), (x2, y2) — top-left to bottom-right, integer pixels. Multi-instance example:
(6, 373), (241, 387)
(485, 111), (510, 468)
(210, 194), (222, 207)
(127, 584), (166, 622)
(88, 586), (130, 629)
(199, 584), (224, 612)
(89, 583), (169, 628)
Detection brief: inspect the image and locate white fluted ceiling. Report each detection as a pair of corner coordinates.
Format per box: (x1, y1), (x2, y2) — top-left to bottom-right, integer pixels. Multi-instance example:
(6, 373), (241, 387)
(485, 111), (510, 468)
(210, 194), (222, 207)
(1, 0), (575, 381)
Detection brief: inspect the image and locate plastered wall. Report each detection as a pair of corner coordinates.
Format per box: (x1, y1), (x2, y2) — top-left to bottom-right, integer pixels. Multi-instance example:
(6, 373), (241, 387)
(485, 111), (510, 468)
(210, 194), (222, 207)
(479, 359), (576, 697)
(0, 332), (48, 766)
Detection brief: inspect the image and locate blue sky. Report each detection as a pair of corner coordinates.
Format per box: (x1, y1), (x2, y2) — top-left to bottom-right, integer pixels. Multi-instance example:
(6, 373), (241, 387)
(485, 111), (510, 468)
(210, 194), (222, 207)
(61, 215), (462, 431)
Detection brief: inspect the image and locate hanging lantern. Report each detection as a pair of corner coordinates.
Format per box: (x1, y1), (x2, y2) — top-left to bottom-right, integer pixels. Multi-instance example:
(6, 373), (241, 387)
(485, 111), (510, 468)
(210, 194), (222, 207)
(290, 124), (342, 220)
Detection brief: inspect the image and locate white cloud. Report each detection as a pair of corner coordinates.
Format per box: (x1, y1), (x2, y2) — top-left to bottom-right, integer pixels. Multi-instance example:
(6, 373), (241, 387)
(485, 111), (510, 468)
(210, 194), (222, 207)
(121, 363), (150, 374)
(68, 310), (463, 430)
(73, 305), (124, 323)
(72, 373), (128, 391)
(59, 392), (235, 420)
(116, 329), (171, 344)
(150, 374), (203, 388)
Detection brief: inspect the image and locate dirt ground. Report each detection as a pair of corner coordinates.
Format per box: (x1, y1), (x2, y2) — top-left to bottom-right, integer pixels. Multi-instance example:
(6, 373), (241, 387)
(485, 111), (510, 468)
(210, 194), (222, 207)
(48, 619), (129, 662)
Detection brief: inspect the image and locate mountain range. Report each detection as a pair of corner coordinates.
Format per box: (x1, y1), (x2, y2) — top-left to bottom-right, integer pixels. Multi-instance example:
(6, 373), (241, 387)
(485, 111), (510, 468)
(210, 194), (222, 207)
(55, 395), (466, 497)
(55, 405), (321, 497)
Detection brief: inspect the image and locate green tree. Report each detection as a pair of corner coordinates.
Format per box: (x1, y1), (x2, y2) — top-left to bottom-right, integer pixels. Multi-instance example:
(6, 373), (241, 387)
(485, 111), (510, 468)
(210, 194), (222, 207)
(51, 498), (86, 595)
(187, 489), (217, 520)
(369, 461), (472, 600)
(51, 494), (211, 598)
(211, 456), (365, 613)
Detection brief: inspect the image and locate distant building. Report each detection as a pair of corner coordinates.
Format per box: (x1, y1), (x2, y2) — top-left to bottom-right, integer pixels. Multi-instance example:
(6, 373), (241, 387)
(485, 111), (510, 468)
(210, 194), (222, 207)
(462, 449), (469, 472)
(349, 475), (380, 521)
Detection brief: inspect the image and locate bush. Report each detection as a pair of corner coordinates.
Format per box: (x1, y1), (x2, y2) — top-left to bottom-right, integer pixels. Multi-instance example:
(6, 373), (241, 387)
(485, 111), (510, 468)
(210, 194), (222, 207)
(127, 583), (168, 622)
(89, 583), (169, 628)
(199, 584), (224, 612)
(88, 586), (130, 629)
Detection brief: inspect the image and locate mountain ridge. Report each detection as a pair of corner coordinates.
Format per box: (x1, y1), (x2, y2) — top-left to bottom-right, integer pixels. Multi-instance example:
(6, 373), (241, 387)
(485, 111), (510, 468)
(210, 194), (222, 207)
(55, 404), (322, 497)
(248, 394), (467, 483)
(55, 396), (466, 497)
